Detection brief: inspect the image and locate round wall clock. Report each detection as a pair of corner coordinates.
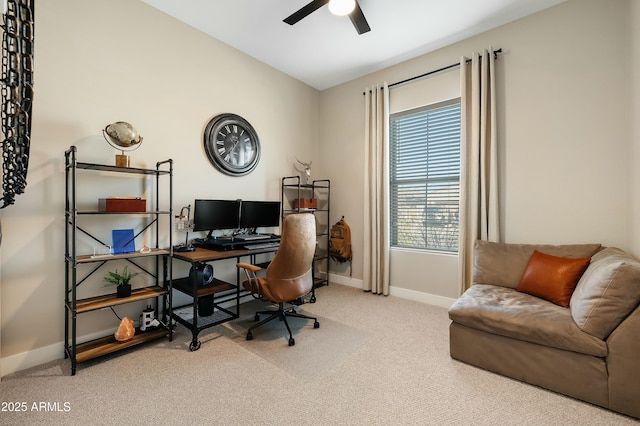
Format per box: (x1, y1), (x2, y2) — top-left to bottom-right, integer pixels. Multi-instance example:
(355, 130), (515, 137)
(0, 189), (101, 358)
(203, 113), (261, 176)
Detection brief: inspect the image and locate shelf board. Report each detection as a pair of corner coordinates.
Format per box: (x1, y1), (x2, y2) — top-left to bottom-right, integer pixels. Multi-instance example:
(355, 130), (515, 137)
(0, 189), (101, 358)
(74, 328), (167, 363)
(283, 208), (328, 213)
(74, 210), (171, 215)
(75, 162), (170, 175)
(315, 248), (329, 258)
(282, 182), (330, 190)
(314, 277), (328, 287)
(75, 248), (170, 264)
(75, 286), (167, 313)
(172, 305), (237, 329)
(173, 277), (236, 298)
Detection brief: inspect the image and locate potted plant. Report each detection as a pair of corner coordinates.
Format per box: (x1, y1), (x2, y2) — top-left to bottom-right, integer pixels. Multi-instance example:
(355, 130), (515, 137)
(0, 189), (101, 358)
(104, 265), (139, 298)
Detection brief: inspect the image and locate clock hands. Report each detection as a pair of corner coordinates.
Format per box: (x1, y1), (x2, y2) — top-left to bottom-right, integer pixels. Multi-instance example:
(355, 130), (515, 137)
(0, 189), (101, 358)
(226, 135), (241, 163)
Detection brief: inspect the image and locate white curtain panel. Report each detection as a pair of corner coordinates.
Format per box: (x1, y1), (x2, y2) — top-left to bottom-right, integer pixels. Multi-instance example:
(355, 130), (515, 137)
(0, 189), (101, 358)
(363, 83), (390, 296)
(458, 49), (500, 294)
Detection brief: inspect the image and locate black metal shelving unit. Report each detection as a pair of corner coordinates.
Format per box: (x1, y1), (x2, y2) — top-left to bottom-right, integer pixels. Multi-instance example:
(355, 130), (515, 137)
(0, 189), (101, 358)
(281, 176), (331, 303)
(64, 146), (173, 375)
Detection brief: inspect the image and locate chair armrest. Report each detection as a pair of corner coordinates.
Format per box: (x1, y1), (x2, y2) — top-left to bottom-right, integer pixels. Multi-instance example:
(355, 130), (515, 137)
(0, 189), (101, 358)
(236, 262), (262, 273)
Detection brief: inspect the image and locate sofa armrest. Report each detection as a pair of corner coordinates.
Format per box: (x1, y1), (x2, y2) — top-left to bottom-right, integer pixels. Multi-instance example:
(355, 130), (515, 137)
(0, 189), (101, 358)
(606, 304), (640, 418)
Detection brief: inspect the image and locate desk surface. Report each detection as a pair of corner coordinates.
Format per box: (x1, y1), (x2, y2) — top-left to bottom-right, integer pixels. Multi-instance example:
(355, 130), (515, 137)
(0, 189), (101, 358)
(173, 246), (278, 263)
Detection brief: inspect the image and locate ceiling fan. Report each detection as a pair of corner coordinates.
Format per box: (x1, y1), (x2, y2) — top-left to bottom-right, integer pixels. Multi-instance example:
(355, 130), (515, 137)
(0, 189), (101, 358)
(284, 0), (371, 35)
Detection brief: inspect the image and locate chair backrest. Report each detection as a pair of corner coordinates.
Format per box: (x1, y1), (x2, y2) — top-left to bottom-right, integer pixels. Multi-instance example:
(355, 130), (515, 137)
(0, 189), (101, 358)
(264, 213), (316, 302)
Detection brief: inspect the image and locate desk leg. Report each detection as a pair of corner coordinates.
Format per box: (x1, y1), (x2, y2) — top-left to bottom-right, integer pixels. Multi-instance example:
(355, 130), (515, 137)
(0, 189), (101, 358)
(190, 269), (201, 351)
(236, 256), (242, 316)
(189, 334), (201, 351)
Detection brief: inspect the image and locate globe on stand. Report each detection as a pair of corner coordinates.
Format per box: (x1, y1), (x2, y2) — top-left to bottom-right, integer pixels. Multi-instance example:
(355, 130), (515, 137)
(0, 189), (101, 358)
(102, 122), (143, 167)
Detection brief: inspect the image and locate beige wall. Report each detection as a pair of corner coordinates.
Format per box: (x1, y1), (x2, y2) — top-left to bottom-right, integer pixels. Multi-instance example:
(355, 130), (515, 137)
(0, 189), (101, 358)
(0, 0), (320, 371)
(318, 0), (634, 298)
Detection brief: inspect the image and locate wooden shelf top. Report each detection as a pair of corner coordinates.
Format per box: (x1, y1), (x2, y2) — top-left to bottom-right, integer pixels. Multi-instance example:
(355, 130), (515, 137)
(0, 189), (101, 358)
(75, 328), (167, 363)
(75, 162), (171, 176)
(74, 210), (171, 215)
(173, 277), (235, 297)
(172, 246), (277, 263)
(75, 286), (166, 313)
(75, 248), (170, 264)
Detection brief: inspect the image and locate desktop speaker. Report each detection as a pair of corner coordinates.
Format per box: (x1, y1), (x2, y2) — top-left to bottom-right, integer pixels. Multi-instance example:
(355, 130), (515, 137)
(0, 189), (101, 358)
(190, 263), (215, 316)
(198, 295), (214, 317)
(189, 263), (214, 287)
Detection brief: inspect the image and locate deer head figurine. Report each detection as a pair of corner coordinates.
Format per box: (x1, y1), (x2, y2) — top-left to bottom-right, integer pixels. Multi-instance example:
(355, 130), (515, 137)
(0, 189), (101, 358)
(294, 158), (312, 184)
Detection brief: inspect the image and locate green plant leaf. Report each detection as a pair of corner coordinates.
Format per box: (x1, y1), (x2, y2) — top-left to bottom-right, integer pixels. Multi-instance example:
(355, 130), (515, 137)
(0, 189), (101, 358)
(103, 266), (139, 287)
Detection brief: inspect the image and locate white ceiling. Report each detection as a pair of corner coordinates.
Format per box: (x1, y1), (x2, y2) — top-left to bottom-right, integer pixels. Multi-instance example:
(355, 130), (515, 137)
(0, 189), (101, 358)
(142, 0), (566, 91)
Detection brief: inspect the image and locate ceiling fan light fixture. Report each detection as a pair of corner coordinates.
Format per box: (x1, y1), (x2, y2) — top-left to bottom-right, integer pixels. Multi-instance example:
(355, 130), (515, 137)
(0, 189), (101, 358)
(328, 0), (356, 16)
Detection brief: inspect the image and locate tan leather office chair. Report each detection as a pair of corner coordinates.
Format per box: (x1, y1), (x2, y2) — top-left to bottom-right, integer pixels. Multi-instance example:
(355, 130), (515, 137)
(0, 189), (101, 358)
(236, 213), (319, 346)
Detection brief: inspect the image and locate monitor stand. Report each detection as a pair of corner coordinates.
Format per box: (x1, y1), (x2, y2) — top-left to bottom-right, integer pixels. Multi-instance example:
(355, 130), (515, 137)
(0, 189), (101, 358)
(174, 230), (196, 252)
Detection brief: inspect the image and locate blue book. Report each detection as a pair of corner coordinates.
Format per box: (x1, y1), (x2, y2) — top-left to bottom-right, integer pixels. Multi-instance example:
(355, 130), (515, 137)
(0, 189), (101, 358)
(112, 229), (135, 254)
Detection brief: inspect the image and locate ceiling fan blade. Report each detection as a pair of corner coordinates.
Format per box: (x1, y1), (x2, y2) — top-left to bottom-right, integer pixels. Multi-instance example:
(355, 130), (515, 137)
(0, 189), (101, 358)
(284, 0), (330, 25)
(349, 1), (371, 34)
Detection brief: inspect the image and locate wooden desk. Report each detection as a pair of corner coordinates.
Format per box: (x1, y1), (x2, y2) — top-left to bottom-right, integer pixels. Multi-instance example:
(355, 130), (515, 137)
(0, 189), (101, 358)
(172, 246), (278, 351)
(173, 246), (278, 263)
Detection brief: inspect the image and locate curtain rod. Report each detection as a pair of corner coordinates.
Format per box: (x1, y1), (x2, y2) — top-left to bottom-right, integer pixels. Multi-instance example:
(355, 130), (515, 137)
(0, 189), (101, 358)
(362, 48), (502, 95)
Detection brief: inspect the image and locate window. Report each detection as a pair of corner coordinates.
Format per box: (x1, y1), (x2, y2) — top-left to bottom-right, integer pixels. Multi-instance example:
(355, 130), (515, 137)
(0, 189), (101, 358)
(390, 99), (461, 252)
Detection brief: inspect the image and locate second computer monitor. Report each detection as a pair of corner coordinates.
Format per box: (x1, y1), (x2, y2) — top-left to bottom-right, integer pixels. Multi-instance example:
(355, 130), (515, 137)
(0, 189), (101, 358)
(240, 200), (281, 230)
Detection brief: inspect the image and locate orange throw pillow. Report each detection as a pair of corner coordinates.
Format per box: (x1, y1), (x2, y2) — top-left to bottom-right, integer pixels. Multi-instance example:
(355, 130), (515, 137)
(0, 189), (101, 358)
(516, 250), (591, 308)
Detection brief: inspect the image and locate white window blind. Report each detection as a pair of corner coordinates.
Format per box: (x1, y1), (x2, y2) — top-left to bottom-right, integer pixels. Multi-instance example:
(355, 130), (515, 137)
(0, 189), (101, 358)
(390, 99), (461, 252)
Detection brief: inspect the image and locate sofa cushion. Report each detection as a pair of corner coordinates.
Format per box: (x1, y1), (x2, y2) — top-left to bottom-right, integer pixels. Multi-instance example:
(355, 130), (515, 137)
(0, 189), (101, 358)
(516, 250), (591, 307)
(474, 241), (601, 289)
(570, 247), (640, 340)
(448, 284), (607, 357)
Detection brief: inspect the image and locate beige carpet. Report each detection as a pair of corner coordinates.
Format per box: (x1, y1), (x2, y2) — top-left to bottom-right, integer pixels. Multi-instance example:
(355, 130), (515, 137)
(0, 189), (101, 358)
(1, 284), (637, 425)
(222, 300), (369, 378)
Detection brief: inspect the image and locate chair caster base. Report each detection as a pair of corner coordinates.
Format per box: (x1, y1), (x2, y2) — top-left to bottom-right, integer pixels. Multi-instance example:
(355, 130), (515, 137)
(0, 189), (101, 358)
(246, 331), (253, 341)
(314, 321), (320, 329)
(288, 337), (295, 346)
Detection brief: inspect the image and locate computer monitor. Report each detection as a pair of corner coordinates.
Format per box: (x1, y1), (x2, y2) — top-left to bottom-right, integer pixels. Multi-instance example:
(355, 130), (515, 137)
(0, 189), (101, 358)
(239, 200), (281, 230)
(193, 199), (240, 236)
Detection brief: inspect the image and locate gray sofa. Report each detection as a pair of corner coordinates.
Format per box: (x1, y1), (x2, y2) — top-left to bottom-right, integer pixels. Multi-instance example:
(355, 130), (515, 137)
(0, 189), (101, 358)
(448, 241), (640, 419)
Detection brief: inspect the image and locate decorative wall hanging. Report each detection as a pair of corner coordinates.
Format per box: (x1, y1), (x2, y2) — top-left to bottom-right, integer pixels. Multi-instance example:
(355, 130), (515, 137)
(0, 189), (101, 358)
(294, 157), (312, 184)
(203, 113), (260, 176)
(1, 0), (34, 208)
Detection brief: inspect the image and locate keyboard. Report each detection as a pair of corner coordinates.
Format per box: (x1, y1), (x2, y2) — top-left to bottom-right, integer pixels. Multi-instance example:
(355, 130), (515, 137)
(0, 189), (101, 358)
(235, 234), (271, 241)
(244, 242), (280, 250)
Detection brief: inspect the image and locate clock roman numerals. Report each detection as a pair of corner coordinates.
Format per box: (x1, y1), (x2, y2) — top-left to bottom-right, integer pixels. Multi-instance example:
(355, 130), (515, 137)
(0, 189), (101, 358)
(204, 114), (261, 176)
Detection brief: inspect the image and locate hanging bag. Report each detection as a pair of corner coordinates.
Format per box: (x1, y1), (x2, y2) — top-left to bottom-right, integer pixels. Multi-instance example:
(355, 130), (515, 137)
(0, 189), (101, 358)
(329, 216), (352, 266)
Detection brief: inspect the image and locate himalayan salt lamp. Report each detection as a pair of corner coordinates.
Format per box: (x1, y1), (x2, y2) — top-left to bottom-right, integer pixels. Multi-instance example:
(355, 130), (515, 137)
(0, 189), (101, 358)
(114, 316), (135, 341)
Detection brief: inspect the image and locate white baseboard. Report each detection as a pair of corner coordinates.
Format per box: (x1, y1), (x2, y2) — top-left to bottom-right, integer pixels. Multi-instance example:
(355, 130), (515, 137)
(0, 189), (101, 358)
(328, 272), (363, 288)
(0, 325), (119, 378)
(2, 276), (455, 377)
(1, 341), (63, 378)
(388, 286), (456, 309)
(328, 273), (456, 308)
